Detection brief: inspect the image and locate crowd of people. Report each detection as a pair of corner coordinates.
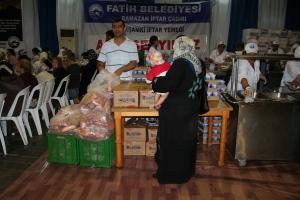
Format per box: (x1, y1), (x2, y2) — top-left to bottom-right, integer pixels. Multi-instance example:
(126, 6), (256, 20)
(0, 46), (100, 114)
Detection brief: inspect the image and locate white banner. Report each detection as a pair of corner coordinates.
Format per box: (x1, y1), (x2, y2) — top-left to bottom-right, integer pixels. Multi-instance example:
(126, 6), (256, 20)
(84, 1), (211, 58)
(87, 23), (210, 58)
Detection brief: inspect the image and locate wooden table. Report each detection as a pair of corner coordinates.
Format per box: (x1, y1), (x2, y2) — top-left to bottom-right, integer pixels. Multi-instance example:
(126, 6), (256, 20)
(112, 99), (233, 168)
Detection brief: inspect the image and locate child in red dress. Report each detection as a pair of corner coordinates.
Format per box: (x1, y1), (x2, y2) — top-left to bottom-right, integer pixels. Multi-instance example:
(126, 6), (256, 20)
(146, 48), (171, 109)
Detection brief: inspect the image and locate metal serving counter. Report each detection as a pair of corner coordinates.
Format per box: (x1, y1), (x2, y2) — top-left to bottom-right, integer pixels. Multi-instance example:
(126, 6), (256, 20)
(222, 91), (300, 166)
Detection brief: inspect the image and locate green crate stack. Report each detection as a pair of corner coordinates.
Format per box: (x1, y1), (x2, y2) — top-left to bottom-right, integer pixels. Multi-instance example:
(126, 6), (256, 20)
(78, 134), (115, 168)
(47, 133), (78, 164)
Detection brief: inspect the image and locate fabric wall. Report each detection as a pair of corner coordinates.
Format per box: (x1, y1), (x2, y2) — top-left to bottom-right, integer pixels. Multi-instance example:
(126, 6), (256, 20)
(210, 0), (231, 51)
(38, 0), (59, 55)
(285, 0), (300, 31)
(56, 0), (86, 56)
(227, 0), (258, 52)
(21, 0), (40, 57)
(258, 0), (287, 30)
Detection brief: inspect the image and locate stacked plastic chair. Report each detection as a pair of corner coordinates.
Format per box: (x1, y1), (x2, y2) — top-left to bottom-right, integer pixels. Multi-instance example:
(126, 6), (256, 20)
(0, 86), (30, 145)
(0, 93), (7, 155)
(40, 78), (55, 128)
(49, 75), (70, 116)
(23, 82), (46, 137)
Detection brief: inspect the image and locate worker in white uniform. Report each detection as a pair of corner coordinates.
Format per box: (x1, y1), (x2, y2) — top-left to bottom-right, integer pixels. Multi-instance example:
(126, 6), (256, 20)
(208, 41), (231, 71)
(267, 41), (285, 54)
(281, 46), (300, 90)
(227, 42), (267, 97)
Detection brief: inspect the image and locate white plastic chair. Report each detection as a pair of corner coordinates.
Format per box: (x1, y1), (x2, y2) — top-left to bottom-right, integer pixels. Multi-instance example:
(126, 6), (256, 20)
(23, 82), (45, 137)
(0, 93), (7, 155)
(40, 78), (55, 128)
(49, 75), (70, 116)
(0, 86), (30, 145)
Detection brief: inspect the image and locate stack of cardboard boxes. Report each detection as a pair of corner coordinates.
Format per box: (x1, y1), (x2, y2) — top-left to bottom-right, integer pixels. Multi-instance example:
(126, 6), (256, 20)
(198, 116), (222, 145)
(113, 83), (155, 108)
(123, 118), (158, 156)
(243, 28), (300, 53)
(206, 80), (226, 106)
(123, 119), (147, 156)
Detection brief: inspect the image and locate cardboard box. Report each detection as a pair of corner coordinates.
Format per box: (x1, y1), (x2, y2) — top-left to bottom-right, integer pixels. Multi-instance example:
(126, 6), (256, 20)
(124, 119), (147, 141)
(147, 127), (158, 142)
(139, 90), (155, 107)
(113, 90), (139, 107)
(124, 141), (145, 155)
(207, 88), (218, 93)
(124, 126), (146, 141)
(146, 141), (156, 156)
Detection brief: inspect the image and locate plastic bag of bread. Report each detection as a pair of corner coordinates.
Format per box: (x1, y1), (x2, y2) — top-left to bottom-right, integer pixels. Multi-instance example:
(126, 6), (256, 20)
(79, 90), (111, 114)
(49, 104), (81, 134)
(76, 111), (114, 140)
(88, 69), (120, 93)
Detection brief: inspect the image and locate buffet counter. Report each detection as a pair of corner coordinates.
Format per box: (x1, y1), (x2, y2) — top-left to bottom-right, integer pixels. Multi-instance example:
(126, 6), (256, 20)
(222, 91), (300, 166)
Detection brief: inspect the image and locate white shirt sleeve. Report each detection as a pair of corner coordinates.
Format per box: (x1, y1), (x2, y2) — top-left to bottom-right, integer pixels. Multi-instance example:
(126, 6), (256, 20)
(238, 60), (249, 83)
(278, 48), (285, 54)
(128, 41), (139, 62)
(97, 43), (108, 63)
(209, 49), (216, 59)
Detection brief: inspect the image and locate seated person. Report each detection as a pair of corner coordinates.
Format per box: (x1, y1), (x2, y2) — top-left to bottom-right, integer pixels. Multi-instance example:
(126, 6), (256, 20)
(146, 48), (171, 109)
(208, 41), (231, 71)
(15, 56), (38, 91)
(63, 50), (81, 101)
(0, 50), (13, 77)
(267, 41), (285, 54)
(281, 46), (300, 90)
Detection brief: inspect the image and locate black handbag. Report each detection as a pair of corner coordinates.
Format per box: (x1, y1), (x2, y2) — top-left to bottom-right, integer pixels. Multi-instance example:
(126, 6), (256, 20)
(198, 74), (209, 114)
(199, 59), (209, 114)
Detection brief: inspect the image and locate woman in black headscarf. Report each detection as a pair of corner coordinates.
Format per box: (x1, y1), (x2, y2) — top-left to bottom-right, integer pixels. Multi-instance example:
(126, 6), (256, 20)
(152, 36), (204, 184)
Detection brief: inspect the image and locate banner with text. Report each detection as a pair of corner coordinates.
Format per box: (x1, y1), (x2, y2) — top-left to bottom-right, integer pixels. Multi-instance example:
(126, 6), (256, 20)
(0, 0), (23, 50)
(84, 0), (210, 57)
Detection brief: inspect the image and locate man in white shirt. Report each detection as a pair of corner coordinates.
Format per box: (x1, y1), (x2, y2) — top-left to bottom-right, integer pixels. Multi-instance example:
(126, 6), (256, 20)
(281, 46), (300, 90)
(208, 41), (230, 71)
(227, 42), (267, 97)
(267, 41), (285, 54)
(97, 19), (139, 80)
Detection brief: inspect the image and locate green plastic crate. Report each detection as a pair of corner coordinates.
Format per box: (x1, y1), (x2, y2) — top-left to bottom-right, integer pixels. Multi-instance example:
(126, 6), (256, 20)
(78, 134), (115, 168)
(47, 133), (78, 164)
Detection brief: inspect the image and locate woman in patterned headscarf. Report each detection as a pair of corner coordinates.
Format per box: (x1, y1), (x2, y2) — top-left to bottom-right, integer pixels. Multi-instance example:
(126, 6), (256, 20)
(79, 49), (98, 96)
(152, 36), (204, 184)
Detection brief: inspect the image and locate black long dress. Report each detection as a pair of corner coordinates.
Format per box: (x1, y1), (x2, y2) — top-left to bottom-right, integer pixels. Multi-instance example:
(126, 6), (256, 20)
(152, 58), (201, 184)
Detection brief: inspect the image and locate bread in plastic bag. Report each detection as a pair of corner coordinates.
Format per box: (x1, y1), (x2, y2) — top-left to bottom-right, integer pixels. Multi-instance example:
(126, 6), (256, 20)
(79, 90), (111, 114)
(49, 104), (81, 134)
(88, 69), (120, 93)
(76, 111), (114, 140)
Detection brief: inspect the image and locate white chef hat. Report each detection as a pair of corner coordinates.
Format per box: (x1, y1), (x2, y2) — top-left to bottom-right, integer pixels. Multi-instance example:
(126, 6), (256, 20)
(272, 40), (279, 45)
(294, 46), (300, 58)
(245, 42), (258, 54)
(217, 41), (225, 46)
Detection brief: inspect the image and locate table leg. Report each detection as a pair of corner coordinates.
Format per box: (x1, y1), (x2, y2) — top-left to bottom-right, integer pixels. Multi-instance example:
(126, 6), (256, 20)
(208, 117), (213, 145)
(114, 112), (123, 168)
(218, 112), (228, 167)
